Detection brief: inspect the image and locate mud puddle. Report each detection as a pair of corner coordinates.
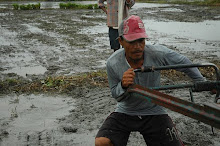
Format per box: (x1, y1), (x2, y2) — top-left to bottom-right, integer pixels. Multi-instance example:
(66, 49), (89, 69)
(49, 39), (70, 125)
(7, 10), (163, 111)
(0, 94), (75, 145)
(3, 65), (47, 78)
(1, 2), (219, 78)
(144, 20), (220, 41)
(143, 19), (220, 60)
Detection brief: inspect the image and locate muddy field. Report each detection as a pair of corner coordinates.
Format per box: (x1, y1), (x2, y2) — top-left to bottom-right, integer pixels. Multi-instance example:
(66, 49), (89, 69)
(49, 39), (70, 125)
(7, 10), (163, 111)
(0, 1), (220, 146)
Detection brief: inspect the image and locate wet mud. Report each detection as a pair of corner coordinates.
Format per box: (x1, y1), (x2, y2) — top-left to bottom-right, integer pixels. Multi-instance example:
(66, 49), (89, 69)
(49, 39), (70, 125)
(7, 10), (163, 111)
(0, 2), (220, 146)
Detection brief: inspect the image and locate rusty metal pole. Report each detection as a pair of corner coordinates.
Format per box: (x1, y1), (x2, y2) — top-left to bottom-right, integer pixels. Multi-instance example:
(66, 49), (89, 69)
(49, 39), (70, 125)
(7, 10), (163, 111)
(127, 84), (220, 129)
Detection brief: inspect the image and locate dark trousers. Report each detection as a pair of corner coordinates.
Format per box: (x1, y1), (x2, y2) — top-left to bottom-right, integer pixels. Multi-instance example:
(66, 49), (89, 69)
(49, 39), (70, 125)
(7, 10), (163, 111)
(109, 27), (120, 51)
(96, 112), (184, 146)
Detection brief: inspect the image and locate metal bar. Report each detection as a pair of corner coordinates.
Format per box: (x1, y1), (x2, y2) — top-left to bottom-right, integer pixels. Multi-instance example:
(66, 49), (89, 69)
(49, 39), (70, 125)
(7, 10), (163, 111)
(149, 81), (220, 92)
(189, 88), (194, 103)
(134, 63), (220, 80)
(127, 84), (220, 129)
(149, 84), (194, 90)
(134, 63), (220, 103)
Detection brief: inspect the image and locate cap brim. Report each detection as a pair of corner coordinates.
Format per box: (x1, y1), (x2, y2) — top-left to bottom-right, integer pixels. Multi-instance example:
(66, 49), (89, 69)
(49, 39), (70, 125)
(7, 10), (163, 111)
(123, 33), (148, 42)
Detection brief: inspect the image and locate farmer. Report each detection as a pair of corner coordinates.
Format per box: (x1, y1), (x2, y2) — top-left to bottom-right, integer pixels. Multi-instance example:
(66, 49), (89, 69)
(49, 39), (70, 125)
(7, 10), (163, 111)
(98, 0), (135, 52)
(95, 15), (206, 146)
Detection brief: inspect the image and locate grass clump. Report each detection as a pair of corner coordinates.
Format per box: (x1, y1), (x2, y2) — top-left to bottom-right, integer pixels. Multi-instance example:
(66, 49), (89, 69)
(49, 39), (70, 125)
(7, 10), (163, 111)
(59, 3), (98, 9)
(0, 70), (108, 94)
(12, 3), (40, 10)
(12, 4), (19, 10)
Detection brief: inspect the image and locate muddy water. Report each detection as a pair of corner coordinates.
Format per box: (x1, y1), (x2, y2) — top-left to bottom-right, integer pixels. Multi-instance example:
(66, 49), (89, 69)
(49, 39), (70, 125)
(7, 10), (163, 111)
(146, 20), (220, 41)
(143, 19), (220, 60)
(0, 1), (220, 145)
(0, 2), (219, 77)
(0, 94), (75, 145)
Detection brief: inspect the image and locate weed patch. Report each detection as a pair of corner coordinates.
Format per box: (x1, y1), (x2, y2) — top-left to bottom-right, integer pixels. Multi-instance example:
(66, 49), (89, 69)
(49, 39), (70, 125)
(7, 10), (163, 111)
(13, 3), (40, 10)
(1, 63), (219, 95)
(59, 3), (98, 9)
(0, 70), (108, 94)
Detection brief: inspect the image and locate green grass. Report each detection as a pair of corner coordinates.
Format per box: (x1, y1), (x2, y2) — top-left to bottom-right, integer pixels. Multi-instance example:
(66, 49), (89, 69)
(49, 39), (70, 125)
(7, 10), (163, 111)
(12, 1), (99, 10)
(0, 70), (108, 94)
(12, 3), (41, 10)
(59, 3), (98, 9)
(136, 0), (220, 6)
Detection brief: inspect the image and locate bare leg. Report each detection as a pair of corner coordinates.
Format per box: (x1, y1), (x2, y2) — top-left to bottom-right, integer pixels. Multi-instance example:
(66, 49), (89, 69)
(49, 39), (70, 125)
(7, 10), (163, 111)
(95, 137), (113, 146)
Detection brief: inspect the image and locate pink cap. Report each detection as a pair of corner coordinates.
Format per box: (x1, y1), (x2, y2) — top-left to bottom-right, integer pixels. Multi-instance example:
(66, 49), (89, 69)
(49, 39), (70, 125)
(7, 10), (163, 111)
(118, 15), (148, 42)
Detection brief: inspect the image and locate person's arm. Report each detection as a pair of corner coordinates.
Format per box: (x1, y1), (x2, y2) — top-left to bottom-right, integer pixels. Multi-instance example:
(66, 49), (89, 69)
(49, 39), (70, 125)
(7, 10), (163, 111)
(163, 46), (206, 82)
(125, 0), (135, 8)
(106, 62), (135, 101)
(98, 0), (107, 14)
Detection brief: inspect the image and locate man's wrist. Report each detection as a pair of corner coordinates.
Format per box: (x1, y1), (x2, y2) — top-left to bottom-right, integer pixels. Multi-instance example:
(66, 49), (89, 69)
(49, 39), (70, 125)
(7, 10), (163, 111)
(121, 82), (128, 89)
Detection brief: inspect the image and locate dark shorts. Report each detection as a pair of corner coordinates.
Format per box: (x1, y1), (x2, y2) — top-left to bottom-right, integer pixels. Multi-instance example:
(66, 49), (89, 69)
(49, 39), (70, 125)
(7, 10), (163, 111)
(96, 112), (184, 146)
(109, 27), (120, 50)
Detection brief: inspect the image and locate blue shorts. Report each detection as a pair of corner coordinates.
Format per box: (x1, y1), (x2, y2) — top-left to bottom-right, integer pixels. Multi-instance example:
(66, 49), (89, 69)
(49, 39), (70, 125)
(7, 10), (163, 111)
(96, 112), (184, 146)
(108, 27), (120, 50)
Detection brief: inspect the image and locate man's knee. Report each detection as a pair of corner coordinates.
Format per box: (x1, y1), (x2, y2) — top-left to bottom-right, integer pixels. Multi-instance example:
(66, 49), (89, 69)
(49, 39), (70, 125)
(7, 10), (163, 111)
(95, 137), (113, 146)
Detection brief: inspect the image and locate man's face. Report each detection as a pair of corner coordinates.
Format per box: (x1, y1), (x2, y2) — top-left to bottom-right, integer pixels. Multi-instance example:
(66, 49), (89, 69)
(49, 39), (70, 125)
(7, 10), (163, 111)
(119, 38), (145, 62)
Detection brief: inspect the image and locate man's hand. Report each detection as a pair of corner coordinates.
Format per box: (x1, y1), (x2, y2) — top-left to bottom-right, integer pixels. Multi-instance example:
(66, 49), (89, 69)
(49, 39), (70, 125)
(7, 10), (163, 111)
(122, 68), (135, 89)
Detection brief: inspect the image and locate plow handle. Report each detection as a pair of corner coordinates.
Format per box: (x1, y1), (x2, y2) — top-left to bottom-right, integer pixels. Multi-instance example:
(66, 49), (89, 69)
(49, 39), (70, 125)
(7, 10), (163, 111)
(134, 63), (220, 102)
(193, 81), (220, 92)
(134, 63), (220, 80)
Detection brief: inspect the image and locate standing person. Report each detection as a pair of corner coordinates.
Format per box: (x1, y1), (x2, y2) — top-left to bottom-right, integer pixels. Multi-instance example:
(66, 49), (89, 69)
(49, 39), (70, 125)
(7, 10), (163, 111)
(95, 15), (206, 146)
(98, 0), (135, 52)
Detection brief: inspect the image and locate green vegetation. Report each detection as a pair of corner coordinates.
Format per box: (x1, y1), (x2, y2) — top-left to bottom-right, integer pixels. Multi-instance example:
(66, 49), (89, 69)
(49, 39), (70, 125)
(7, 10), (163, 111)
(1, 62), (219, 94)
(12, 3), (41, 10)
(59, 3), (98, 9)
(136, 0), (220, 6)
(12, 2), (99, 10)
(0, 70), (108, 94)
(12, 4), (19, 10)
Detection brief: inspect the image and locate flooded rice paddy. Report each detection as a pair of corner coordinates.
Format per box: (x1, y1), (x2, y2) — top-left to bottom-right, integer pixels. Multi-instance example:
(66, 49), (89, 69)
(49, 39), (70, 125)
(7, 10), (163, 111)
(0, 1), (220, 145)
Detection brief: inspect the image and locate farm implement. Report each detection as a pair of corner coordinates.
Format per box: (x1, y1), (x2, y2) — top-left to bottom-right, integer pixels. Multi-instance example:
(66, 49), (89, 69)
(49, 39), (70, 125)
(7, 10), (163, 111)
(128, 63), (220, 129)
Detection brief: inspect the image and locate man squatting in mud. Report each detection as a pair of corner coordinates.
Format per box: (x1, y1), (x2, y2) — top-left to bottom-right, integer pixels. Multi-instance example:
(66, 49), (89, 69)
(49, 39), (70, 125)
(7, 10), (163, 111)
(95, 15), (206, 146)
(98, 0), (135, 52)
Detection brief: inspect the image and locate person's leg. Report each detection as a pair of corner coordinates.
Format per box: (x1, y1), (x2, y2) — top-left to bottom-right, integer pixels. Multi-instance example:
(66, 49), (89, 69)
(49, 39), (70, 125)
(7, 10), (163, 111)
(108, 27), (120, 52)
(140, 115), (184, 146)
(95, 112), (130, 146)
(95, 137), (113, 146)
